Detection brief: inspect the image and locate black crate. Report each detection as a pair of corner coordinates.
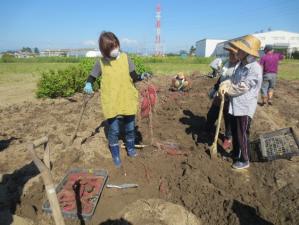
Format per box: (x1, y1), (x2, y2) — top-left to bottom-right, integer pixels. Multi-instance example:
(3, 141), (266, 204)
(259, 127), (299, 161)
(42, 168), (108, 221)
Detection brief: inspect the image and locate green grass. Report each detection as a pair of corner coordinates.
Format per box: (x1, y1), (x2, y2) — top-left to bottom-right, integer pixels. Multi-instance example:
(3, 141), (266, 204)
(279, 64), (299, 80)
(145, 63), (210, 75)
(134, 55), (214, 64)
(279, 60), (299, 80)
(0, 56), (82, 63)
(0, 63), (76, 84)
(0, 58), (298, 86)
(146, 59), (299, 80)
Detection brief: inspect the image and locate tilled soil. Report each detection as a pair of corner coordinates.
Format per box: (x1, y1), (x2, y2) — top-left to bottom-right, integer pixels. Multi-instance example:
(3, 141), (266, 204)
(0, 74), (298, 225)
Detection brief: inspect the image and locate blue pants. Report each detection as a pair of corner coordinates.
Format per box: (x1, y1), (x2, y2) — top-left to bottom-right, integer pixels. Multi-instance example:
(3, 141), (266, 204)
(107, 115), (135, 149)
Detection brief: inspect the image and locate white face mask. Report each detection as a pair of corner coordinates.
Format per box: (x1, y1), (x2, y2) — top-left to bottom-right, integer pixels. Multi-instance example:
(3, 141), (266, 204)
(246, 55), (256, 63)
(110, 48), (120, 58)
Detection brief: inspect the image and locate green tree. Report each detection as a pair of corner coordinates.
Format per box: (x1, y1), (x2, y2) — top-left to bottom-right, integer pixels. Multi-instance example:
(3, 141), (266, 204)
(21, 47), (32, 53)
(292, 51), (299, 59)
(34, 47), (40, 54)
(189, 45), (196, 56)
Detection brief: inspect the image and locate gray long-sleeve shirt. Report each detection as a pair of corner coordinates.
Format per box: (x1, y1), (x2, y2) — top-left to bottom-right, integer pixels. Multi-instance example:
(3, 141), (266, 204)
(90, 55), (135, 78)
(227, 60), (262, 118)
(86, 54), (142, 83)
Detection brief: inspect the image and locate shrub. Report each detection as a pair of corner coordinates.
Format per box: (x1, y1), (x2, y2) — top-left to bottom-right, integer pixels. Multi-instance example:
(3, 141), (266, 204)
(1, 53), (15, 63)
(36, 55), (151, 98)
(36, 58), (98, 98)
(131, 56), (152, 74)
(292, 51), (299, 59)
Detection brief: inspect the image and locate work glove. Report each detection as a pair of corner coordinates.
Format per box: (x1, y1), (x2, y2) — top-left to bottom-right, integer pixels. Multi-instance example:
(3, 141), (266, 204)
(208, 87), (217, 99)
(141, 72), (152, 80)
(218, 80), (231, 95)
(83, 82), (94, 94)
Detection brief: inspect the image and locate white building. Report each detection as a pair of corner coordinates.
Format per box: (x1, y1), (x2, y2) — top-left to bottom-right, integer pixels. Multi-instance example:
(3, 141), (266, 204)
(254, 30), (299, 56)
(195, 39), (226, 57)
(40, 49), (67, 57)
(39, 48), (95, 57)
(85, 50), (101, 57)
(214, 30), (299, 57)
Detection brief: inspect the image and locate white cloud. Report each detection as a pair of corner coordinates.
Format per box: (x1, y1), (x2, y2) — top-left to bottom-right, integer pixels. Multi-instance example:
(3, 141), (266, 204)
(82, 40), (97, 47)
(121, 38), (138, 46)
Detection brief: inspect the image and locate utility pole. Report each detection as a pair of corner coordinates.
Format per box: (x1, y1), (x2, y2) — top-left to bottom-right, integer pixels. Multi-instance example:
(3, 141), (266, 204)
(155, 4), (162, 56)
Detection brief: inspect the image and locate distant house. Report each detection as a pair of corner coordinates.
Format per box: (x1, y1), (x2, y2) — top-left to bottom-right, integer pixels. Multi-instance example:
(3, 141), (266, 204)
(40, 49), (67, 57)
(39, 48), (96, 57)
(14, 51), (34, 58)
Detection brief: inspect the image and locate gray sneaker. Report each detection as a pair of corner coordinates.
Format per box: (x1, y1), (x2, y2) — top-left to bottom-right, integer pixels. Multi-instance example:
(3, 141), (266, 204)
(232, 161), (250, 170)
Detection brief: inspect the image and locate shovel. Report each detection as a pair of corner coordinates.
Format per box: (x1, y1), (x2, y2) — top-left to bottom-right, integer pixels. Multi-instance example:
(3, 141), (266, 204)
(68, 93), (93, 146)
(210, 93), (225, 159)
(106, 183), (138, 189)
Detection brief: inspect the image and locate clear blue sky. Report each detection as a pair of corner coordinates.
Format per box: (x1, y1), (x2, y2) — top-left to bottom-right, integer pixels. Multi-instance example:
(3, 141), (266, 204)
(1, 0), (299, 53)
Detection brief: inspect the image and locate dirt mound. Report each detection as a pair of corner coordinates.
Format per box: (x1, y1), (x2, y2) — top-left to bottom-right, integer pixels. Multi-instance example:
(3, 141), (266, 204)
(121, 198), (201, 225)
(0, 74), (298, 225)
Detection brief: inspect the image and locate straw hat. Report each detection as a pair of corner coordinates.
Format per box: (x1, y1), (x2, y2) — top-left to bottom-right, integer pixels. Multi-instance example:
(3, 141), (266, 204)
(176, 72), (185, 80)
(223, 45), (237, 53)
(229, 35), (261, 57)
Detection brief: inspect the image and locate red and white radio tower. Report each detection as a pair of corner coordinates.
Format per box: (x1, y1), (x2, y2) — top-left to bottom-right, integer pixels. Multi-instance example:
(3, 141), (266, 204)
(155, 4), (162, 56)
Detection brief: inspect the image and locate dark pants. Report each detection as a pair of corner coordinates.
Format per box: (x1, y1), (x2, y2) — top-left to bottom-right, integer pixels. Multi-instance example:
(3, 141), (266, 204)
(206, 98), (232, 138)
(230, 115), (251, 162)
(107, 115), (135, 149)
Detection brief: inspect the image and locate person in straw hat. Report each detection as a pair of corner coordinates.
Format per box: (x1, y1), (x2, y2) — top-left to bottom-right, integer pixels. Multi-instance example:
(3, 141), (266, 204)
(218, 35), (262, 169)
(170, 72), (191, 92)
(206, 44), (239, 150)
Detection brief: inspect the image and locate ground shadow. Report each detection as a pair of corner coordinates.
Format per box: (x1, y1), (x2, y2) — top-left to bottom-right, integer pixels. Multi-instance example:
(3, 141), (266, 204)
(94, 120), (107, 137)
(99, 218), (133, 225)
(232, 200), (274, 225)
(179, 109), (212, 145)
(0, 137), (18, 152)
(0, 161), (39, 225)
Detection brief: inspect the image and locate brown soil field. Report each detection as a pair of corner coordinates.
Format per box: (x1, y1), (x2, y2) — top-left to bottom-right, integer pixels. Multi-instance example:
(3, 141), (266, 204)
(0, 74), (298, 225)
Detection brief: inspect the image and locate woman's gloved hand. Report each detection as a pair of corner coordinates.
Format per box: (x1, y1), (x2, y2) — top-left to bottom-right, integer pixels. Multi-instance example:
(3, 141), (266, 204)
(208, 87), (217, 99)
(218, 80), (231, 95)
(83, 82), (94, 94)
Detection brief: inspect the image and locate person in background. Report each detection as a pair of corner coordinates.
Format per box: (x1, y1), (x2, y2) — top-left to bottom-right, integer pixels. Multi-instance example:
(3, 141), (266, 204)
(206, 45), (239, 150)
(170, 72), (191, 92)
(219, 35), (262, 170)
(259, 45), (284, 106)
(83, 31), (150, 167)
(209, 57), (223, 78)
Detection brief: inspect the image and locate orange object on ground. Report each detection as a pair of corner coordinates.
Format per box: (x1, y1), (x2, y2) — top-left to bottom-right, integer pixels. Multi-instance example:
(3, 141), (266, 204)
(56, 173), (104, 213)
(140, 84), (157, 118)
